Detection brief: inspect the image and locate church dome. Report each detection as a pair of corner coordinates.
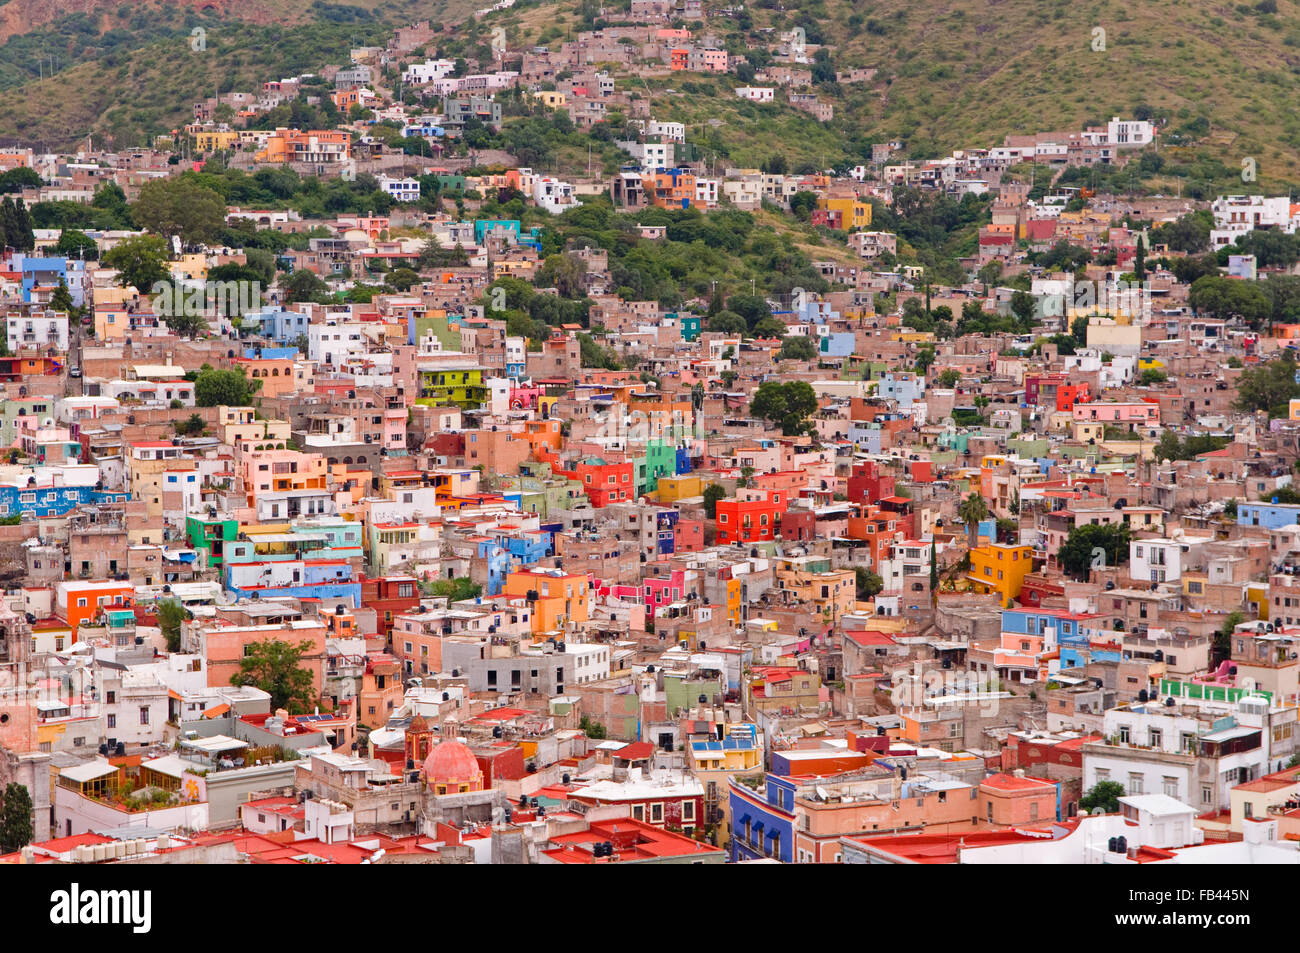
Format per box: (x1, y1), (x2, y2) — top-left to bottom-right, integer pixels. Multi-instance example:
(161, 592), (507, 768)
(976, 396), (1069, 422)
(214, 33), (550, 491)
(423, 739), (483, 790)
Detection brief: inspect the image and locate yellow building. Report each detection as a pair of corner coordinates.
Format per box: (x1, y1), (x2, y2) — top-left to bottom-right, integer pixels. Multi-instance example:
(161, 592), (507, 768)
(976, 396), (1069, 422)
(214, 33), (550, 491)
(532, 90), (567, 108)
(191, 129), (240, 152)
(655, 474), (704, 503)
(967, 542), (1034, 607)
(688, 721), (763, 848)
(817, 196), (872, 230)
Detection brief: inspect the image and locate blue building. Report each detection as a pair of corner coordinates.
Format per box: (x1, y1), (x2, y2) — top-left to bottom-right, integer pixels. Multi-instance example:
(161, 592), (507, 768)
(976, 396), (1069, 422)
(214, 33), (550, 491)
(819, 331), (855, 357)
(0, 469), (127, 518)
(877, 372), (926, 408)
(1238, 501), (1300, 530)
(474, 219), (521, 244)
(18, 256), (68, 303)
(243, 346), (298, 361)
(728, 775), (796, 863)
(247, 307), (310, 346)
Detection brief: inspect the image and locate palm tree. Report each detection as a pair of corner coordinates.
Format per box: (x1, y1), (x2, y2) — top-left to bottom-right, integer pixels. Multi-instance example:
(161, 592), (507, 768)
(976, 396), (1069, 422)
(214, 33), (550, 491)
(958, 492), (990, 552)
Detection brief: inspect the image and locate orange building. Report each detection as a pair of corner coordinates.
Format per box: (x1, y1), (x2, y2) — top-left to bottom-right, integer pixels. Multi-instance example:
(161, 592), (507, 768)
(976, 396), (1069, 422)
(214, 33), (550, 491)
(234, 356), (297, 398)
(201, 619), (328, 703)
(503, 567), (590, 633)
(255, 128), (351, 164)
(644, 170), (697, 209)
(55, 580), (135, 629)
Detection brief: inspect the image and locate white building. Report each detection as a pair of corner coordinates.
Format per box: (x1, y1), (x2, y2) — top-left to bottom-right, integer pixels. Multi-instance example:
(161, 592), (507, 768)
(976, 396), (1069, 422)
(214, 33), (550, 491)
(1106, 117), (1155, 148)
(1129, 535), (1211, 584)
(563, 641), (612, 684)
(694, 177), (719, 207)
(619, 140), (675, 171)
(402, 59), (456, 85)
(646, 120), (685, 142)
(377, 175), (421, 202)
(1210, 194), (1295, 249)
(1083, 698), (1272, 812)
(735, 86), (775, 102)
(309, 319), (370, 366)
(533, 176), (577, 215)
(7, 310), (69, 351)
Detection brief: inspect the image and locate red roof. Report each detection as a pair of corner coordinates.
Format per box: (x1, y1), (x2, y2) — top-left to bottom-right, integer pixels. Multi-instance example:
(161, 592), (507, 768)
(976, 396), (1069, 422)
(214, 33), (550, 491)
(614, 741), (655, 761)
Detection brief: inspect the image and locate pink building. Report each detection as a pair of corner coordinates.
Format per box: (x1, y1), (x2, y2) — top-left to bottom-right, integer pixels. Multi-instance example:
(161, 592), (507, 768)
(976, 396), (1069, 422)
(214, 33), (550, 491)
(1071, 402), (1160, 425)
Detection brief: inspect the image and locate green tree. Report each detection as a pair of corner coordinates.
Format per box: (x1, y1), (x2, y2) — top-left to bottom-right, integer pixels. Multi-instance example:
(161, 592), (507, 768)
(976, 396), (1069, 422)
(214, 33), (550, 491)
(778, 336), (817, 361)
(708, 310), (748, 335)
(386, 267), (421, 292)
(957, 492), (989, 551)
(421, 577), (483, 601)
(156, 598), (189, 653)
(749, 380), (818, 435)
(1216, 611), (1245, 662)
(55, 227), (99, 260)
(1079, 780), (1126, 815)
(977, 259), (1003, 293)
(855, 567), (884, 600)
(1058, 522), (1131, 581)
(915, 347), (936, 375)
(281, 269), (331, 305)
(102, 234), (170, 294)
(174, 413), (206, 436)
(727, 293), (772, 331)
(936, 368), (961, 388)
(195, 367), (260, 407)
(703, 483), (726, 519)
(579, 714), (607, 739)
(1139, 368), (1168, 386)
(1235, 353), (1300, 415)
(0, 782), (33, 853)
(132, 177), (227, 245)
(1134, 235), (1146, 283)
(1188, 275), (1271, 329)
(230, 639), (318, 713)
(51, 278), (75, 315)
(753, 316), (788, 340)
(578, 332), (622, 369)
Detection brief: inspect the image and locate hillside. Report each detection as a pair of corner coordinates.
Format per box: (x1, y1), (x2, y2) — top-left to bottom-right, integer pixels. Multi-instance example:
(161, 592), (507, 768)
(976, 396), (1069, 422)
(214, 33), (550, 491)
(5, 0), (1300, 195)
(472, 0), (1300, 192)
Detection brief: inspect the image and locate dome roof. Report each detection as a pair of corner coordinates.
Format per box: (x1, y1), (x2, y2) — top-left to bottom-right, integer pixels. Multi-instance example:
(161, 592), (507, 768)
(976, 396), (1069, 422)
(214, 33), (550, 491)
(423, 739), (482, 786)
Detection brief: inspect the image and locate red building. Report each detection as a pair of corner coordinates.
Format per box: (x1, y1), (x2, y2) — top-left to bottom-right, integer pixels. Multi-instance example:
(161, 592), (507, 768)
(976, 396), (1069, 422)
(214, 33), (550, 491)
(674, 518), (704, 553)
(810, 208), (843, 229)
(1056, 383), (1091, 413)
(847, 461), (895, 505)
(361, 574), (421, 646)
(569, 459), (636, 507)
(541, 818), (723, 863)
(715, 490), (789, 545)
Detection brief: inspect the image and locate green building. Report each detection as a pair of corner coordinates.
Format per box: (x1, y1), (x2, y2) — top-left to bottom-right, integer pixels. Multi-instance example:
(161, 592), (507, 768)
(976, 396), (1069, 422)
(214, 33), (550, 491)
(186, 514), (238, 572)
(635, 441), (678, 496)
(417, 365), (487, 409)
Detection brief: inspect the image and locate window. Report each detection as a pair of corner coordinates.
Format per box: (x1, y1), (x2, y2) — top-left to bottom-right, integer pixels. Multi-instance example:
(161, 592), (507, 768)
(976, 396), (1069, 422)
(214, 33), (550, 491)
(1118, 725), (1130, 744)
(633, 805), (645, 821)
(107, 714), (116, 729)
(1148, 728), (1162, 748)
(139, 706), (150, 725)
(1128, 773), (1143, 795)
(1163, 777), (1178, 798)
(651, 803), (664, 823)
